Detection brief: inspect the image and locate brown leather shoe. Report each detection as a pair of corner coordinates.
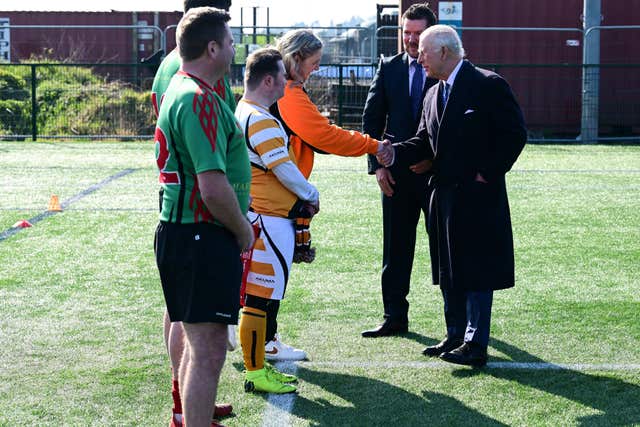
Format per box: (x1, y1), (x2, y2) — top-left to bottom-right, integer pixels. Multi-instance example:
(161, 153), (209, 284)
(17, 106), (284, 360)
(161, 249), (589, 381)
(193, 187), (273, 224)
(440, 342), (488, 367)
(422, 337), (463, 357)
(361, 320), (408, 338)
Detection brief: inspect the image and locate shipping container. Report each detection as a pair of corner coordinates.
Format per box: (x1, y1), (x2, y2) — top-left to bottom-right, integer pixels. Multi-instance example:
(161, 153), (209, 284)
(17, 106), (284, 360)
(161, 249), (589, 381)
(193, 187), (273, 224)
(399, 0), (640, 137)
(0, 11), (181, 63)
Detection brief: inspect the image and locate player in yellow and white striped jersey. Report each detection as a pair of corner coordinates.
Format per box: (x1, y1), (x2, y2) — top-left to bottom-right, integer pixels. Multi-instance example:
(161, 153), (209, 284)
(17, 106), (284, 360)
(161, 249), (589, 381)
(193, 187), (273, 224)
(234, 48), (319, 394)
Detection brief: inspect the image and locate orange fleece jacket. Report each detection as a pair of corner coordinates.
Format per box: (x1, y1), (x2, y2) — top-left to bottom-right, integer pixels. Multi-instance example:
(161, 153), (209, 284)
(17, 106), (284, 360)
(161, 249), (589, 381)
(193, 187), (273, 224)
(276, 81), (379, 178)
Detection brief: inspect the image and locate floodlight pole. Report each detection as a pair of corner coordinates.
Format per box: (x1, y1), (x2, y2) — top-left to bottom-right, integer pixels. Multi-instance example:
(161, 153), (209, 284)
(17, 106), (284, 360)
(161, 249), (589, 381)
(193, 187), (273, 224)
(580, 0), (601, 144)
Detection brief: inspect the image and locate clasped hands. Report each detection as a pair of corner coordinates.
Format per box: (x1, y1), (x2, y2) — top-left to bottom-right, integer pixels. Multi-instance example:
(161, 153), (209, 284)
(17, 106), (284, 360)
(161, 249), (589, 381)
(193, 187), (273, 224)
(376, 139), (394, 167)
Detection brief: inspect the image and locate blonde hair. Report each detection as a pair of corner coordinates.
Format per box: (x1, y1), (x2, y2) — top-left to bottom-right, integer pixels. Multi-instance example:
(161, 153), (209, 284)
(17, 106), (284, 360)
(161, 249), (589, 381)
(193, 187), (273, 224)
(276, 29), (323, 79)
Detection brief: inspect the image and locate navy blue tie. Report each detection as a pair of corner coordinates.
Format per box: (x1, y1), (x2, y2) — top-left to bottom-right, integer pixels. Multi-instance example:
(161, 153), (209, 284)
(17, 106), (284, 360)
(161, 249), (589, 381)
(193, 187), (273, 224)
(442, 82), (451, 106)
(410, 61), (424, 120)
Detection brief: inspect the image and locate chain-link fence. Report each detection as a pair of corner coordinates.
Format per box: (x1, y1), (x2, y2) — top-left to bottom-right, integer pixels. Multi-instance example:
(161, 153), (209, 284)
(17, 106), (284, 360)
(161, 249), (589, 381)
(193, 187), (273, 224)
(164, 25), (378, 65)
(0, 63), (158, 140)
(482, 63), (640, 142)
(1, 62), (639, 142)
(307, 63), (640, 142)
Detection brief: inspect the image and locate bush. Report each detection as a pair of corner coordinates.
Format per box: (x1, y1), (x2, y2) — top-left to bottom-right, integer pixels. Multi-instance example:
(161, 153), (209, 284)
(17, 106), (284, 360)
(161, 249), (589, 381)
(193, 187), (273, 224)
(0, 69), (30, 101)
(38, 82), (154, 136)
(0, 62), (156, 138)
(0, 99), (31, 136)
(0, 69), (31, 136)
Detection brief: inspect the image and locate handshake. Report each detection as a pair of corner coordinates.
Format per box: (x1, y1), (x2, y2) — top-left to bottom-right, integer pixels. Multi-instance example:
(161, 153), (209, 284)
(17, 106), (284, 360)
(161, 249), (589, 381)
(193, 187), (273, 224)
(376, 139), (395, 167)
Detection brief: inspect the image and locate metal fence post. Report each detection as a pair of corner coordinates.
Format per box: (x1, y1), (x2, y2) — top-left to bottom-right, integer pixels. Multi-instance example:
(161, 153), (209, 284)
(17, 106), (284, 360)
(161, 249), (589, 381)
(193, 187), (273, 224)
(31, 64), (37, 141)
(338, 64), (344, 126)
(580, 0), (601, 144)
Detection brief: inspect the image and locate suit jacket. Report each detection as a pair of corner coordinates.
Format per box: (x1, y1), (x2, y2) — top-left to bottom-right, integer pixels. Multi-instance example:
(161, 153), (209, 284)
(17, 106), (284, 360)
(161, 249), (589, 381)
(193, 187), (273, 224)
(393, 60), (527, 291)
(362, 52), (437, 178)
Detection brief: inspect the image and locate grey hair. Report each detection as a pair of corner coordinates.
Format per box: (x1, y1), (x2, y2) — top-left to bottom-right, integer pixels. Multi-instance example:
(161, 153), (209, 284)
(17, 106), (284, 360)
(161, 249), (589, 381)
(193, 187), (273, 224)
(276, 29), (323, 78)
(423, 24), (465, 58)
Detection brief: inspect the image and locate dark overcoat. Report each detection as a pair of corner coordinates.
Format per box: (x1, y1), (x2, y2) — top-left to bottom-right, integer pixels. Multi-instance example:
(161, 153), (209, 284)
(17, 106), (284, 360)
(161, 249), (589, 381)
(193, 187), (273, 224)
(393, 60), (527, 291)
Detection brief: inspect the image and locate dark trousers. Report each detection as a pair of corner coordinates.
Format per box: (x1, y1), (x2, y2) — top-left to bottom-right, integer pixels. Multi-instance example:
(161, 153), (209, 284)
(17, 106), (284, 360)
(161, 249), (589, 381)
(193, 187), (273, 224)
(441, 286), (493, 348)
(381, 174), (429, 324)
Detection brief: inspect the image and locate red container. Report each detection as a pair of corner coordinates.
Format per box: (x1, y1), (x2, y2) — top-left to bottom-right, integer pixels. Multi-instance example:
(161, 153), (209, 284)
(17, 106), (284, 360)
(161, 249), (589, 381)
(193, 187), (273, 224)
(0, 10), (181, 62)
(400, 0), (640, 136)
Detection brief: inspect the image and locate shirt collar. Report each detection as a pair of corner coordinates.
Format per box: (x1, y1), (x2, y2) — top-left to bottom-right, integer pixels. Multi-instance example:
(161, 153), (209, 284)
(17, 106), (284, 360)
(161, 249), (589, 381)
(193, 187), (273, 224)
(444, 59), (463, 88)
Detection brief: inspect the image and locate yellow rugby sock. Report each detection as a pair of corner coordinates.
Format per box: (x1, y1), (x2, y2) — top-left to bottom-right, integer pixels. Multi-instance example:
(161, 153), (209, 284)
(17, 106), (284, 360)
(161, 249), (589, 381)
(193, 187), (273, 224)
(239, 306), (266, 371)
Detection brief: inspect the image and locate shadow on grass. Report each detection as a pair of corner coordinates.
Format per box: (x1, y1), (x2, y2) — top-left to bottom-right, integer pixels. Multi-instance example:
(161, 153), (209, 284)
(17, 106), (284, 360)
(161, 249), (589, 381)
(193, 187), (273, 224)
(402, 331), (440, 348)
(292, 367), (507, 426)
(452, 338), (640, 425)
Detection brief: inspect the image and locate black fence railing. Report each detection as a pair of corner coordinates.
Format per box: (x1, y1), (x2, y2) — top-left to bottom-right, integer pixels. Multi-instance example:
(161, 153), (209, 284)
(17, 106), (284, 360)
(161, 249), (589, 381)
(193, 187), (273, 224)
(0, 63), (162, 140)
(1, 62), (639, 143)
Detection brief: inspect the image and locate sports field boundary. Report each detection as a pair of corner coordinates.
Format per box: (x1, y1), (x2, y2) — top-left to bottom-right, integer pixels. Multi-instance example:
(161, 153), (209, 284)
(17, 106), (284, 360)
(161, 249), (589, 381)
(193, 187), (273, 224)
(261, 361), (300, 427)
(0, 168), (138, 242)
(300, 361), (640, 371)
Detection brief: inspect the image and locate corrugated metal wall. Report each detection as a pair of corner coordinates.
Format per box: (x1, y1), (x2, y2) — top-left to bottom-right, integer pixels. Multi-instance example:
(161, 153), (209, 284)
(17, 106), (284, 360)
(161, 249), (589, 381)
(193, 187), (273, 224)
(400, 0), (640, 135)
(0, 11), (181, 62)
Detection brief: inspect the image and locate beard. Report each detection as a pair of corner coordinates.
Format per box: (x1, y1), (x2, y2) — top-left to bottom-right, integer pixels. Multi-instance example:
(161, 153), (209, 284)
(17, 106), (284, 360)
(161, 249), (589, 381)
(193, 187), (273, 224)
(406, 42), (419, 56)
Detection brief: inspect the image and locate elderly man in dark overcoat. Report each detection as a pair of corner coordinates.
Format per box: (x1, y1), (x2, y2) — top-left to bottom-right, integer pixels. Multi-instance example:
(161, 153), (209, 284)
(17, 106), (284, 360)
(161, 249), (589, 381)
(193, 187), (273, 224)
(378, 24), (527, 366)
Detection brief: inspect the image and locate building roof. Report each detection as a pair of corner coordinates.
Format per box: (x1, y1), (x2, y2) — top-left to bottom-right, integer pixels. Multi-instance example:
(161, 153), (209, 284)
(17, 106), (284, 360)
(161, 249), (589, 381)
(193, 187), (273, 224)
(0, 9), (180, 12)
(0, 1), (180, 12)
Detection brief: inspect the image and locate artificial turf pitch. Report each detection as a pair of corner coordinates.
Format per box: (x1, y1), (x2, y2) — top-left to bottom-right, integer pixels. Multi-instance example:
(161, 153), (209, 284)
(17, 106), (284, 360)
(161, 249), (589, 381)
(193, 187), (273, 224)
(0, 142), (638, 426)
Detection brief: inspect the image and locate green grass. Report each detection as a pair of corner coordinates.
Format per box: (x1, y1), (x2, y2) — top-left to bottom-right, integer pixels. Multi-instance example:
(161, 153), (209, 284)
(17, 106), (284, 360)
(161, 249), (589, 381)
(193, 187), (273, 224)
(0, 142), (639, 426)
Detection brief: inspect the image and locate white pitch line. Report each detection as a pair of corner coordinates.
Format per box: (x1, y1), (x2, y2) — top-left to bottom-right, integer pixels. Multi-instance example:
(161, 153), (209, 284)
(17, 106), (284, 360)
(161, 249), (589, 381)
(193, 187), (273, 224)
(0, 168), (138, 242)
(301, 361), (640, 371)
(261, 361), (300, 427)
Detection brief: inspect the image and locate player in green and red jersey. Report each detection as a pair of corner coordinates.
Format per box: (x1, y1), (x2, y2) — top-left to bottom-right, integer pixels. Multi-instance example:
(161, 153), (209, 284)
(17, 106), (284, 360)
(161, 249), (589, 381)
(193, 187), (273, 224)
(152, 1), (237, 425)
(153, 5), (249, 427)
(155, 71), (249, 224)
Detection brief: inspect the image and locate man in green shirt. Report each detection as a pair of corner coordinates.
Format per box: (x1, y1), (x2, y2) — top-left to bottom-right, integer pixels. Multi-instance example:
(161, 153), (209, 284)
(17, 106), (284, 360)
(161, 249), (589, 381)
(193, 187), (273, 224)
(154, 7), (253, 427)
(151, 1), (238, 425)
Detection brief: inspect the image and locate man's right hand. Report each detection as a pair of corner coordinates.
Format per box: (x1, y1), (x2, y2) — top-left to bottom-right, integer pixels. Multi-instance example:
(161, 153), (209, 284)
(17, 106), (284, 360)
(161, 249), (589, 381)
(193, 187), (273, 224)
(376, 140), (395, 167)
(375, 168), (395, 197)
(237, 219), (256, 252)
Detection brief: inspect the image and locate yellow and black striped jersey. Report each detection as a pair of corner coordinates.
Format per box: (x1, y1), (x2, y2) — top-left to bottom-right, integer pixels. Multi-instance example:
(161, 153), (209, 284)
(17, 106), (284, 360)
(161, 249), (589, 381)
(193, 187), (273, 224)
(235, 99), (299, 218)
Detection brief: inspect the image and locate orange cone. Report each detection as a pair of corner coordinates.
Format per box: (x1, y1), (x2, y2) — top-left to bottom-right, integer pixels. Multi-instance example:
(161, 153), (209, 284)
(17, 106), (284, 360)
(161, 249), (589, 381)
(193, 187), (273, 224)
(12, 219), (32, 228)
(48, 195), (62, 212)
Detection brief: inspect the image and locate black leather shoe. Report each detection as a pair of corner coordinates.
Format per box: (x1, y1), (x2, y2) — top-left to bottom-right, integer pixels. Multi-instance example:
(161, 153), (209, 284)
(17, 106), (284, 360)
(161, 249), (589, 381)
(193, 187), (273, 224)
(422, 337), (463, 357)
(361, 321), (408, 338)
(440, 342), (488, 367)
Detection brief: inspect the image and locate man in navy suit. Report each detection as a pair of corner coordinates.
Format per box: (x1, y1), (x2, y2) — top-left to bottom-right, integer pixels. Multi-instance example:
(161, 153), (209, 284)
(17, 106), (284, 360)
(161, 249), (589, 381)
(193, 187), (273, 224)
(378, 25), (526, 366)
(361, 3), (438, 338)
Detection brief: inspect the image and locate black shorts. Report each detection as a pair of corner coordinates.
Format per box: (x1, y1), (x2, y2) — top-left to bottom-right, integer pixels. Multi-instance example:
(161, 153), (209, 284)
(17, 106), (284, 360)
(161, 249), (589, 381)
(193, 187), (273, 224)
(155, 221), (242, 324)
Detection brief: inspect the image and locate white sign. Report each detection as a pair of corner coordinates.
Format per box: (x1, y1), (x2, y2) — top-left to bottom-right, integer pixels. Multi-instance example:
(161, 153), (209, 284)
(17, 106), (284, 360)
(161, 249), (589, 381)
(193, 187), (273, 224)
(137, 20), (155, 40)
(566, 39), (580, 47)
(0, 18), (9, 62)
(439, 2), (463, 21)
